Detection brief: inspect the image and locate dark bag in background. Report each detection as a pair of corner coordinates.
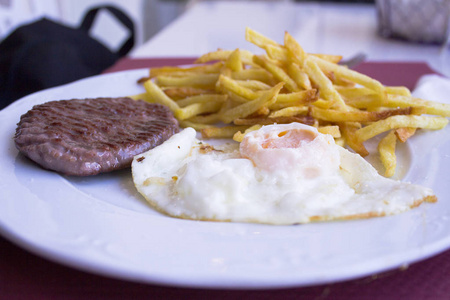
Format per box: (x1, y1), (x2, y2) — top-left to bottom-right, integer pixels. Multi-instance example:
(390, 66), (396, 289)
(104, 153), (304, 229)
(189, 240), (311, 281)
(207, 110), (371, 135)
(0, 5), (135, 110)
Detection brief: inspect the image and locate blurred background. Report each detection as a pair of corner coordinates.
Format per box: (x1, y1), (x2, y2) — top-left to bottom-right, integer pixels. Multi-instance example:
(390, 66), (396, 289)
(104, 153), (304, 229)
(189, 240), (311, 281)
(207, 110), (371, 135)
(0, 0), (376, 53)
(1, 0), (448, 106)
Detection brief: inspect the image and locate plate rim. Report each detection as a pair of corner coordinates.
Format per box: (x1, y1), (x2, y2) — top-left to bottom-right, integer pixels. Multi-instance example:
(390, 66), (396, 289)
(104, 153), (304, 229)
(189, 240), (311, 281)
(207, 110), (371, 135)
(1, 68), (450, 289)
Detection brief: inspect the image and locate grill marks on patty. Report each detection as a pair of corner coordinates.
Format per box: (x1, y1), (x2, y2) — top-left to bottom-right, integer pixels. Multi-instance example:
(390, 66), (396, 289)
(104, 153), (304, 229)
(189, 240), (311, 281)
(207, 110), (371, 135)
(14, 97), (179, 176)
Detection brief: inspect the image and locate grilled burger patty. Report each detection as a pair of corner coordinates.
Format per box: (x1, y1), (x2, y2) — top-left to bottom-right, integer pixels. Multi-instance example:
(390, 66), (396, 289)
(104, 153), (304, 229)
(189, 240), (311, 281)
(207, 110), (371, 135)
(14, 97), (179, 176)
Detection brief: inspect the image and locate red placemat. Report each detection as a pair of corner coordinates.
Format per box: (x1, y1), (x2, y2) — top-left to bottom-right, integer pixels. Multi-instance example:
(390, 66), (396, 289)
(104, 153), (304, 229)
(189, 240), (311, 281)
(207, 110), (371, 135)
(103, 57), (196, 73)
(103, 57), (439, 90)
(1, 58), (448, 300)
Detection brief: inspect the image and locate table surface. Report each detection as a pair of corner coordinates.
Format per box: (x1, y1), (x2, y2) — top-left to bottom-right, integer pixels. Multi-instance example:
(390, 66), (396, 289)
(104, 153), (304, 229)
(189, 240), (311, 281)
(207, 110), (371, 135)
(3, 1), (450, 299)
(2, 57), (449, 300)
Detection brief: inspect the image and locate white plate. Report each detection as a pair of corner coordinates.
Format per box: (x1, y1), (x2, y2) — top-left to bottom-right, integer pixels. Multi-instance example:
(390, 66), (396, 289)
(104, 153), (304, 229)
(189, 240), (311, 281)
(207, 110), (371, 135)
(1, 69), (450, 289)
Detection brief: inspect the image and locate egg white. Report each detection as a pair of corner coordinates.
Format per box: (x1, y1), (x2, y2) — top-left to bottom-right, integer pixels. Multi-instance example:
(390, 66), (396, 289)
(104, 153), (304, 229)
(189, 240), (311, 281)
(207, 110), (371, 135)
(131, 124), (436, 225)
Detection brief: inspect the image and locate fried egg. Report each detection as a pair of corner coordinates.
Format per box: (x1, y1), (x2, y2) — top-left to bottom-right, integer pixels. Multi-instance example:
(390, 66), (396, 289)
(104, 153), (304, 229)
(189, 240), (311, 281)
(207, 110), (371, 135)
(132, 123), (436, 225)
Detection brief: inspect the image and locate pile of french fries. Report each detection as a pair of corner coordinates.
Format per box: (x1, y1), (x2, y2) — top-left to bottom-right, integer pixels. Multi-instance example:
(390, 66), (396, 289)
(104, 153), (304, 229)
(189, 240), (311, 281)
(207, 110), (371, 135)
(133, 28), (450, 177)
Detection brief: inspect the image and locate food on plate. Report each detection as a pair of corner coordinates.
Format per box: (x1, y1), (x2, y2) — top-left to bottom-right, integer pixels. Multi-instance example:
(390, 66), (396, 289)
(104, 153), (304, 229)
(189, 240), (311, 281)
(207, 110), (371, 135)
(15, 97), (179, 176)
(132, 123), (436, 225)
(133, 28), (450, 177)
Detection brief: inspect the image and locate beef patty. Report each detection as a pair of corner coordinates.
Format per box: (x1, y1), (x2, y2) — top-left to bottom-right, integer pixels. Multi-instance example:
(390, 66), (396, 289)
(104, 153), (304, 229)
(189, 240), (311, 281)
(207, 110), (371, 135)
(15, 97), (179, 176)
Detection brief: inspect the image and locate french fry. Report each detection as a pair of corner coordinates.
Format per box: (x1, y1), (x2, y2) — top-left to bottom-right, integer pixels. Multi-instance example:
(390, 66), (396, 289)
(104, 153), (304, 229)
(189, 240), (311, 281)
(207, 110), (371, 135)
(245, 27), (279, 49)
(378, 130), (397, 177)
(311, 53), (343, 64)
(164, 87), (215, 100)
(311, 99), (334, 109)
(253, 55), (300, 92)
(201, 125), (250, 139)
(143, 80), (179, 112)
(220, 83), (284, 123)
(130, 92), (152, 102)
(195, 49), (256, 66)
(336, 86), (375, 100)
(270, 89), (317, 109)
(234, 115), (315, 126)
(268, 106), (309, 118)
(309, 55), (385, 96)
(225, 49), (244, 72)
(304, 58), (347, 109)
(287, 63), (312, 90)
(216, 75), (259, 100)
(187, 113), (222, 125)
(386, 86), (411, 96)
(265, 44), (288, 62)
(355, 115), (448, 143)
(231, 68), (276, 85)
(318, 125), (341, 138)
(221, 88), (316, 109)
(334, 137), (346, 147)
(233, 124), (263, 142)
(149, 62), (223, 78)
(156, 73), (219, 89)
(310, 107), (414, 123)
(234, 80), (272, 91)
(284, 31), (307, 67)
(248, 106), (270, 118)
(175, 101), (223, 120)
(394, 127), (416, 142)
(343, 93), (384, 110)
(224, 90), (253, 104)
(341, 122), (369, 157)
(386, 95), (450, 117)
(176, 94), (227, 107)
(178, 120), (215, 130)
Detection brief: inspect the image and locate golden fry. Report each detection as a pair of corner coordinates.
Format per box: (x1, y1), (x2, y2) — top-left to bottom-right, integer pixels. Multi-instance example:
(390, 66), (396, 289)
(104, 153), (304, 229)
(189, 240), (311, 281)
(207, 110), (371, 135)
(284, 31), (307, 67)
(220, 83), (284, 123)
(195, 49), (256, 66)
(176, 94), (227, 107)
(149, 62), (223, 78)
(201, 125), (250, 139)
(310, 55), (385, 96)
(179, 120), (215, 130)
(234, 115), (315, 126)
(234, 80), (272, 91)
(268, 106), (308, 118)
(130, 92), (151, 102)
(287, 63), (312, 90)
(225, 49), (244, 72)
(310, 107), (414, 123)
(143, 80), (179, 112)
(311, 53), (343, 64)
(164, 87), (215, 100)
(385, 86), (411, 96)
(394, 127), (416, 143)
(156, 73), (219, 89)
(318, 125), (341, 138)
(216, 75), (259, 100)
(341, 123), (369, 157)
(378, 130), (397, 177)
(253, 55), (300, 92)
(175, 101), (223, 120)
(233, 124), (263, 142)
(304, 58), (347, 110)
(270, 89), (317, 109)
(355, 115), (448, 143)
(245, 27), (279, 49)
(231, 68), (276, 85)
(386, 95), (450, 117)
